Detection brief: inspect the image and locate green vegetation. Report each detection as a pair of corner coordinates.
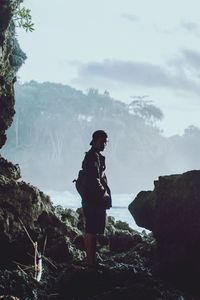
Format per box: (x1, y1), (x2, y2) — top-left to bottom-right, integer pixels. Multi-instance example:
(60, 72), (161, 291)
(13, 4), (34, 32)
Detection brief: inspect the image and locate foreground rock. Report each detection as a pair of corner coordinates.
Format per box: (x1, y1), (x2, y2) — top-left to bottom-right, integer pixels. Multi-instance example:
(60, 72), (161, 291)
(57, 263), (184, 300)
(0, 156), (86, 267)
(0, 156), (187, 299)
(129, 170), (200, 293)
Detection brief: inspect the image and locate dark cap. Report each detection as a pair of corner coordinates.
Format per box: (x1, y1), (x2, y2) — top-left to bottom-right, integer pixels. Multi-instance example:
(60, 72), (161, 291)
(90, 130), (108, 145)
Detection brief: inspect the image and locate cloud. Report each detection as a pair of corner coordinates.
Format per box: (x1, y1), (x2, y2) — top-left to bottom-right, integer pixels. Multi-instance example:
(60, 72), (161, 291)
(168, 48), (200, 76)
(154, 21), (200, 37)
(181, 49), (200, 70)
(79, 60), (169, 86)
(76, 59), (199, 93)
(121, 13), (140, 23)
(180, 21), (200, 36)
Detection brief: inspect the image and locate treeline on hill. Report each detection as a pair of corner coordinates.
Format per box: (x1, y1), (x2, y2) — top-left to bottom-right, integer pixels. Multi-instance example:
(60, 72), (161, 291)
(2, 81), (200, 193)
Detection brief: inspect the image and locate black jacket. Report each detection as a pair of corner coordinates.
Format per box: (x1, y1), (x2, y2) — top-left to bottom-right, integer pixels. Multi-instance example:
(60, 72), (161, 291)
(81, 147), (112, 207)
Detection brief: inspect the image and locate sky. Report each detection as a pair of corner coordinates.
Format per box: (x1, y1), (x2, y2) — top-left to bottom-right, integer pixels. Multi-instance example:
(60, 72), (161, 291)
(16, 0), (200, 136)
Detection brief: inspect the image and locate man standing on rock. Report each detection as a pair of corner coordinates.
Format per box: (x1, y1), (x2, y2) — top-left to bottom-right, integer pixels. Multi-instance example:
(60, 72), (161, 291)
(76, 130), (112, 268)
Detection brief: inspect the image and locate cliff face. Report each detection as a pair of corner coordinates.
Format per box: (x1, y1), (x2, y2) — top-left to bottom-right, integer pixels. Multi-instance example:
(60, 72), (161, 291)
(0, 0), (23, 148)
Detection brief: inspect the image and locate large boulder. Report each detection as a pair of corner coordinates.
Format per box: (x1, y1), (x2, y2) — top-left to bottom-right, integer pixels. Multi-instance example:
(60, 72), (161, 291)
(129, 170), (200, 282)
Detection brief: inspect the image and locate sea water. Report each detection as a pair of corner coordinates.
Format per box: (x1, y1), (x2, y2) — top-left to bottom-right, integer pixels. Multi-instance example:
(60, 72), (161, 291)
(45, 190), (147, 233)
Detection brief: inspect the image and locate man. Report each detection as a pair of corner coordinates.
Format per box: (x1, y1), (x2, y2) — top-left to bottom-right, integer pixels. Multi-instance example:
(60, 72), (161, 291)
(77, 130), (112, 268)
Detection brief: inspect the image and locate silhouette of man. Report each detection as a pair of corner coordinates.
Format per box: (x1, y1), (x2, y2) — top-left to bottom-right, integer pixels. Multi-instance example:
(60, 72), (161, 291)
(80, 130), (112, 268)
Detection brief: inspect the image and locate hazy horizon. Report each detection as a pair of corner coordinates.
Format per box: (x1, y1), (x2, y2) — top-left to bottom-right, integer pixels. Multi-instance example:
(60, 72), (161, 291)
(3, 80), (200, 195)
(16, 0), (200, 137)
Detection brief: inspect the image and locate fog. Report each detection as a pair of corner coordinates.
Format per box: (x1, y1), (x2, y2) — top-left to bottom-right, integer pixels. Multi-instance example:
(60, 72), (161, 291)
(2, 81), (200, 194)
(3, 0), (200, 195)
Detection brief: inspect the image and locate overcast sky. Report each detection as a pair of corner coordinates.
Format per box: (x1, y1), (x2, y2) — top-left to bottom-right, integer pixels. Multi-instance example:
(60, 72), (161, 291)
(17, 0), (200, 136)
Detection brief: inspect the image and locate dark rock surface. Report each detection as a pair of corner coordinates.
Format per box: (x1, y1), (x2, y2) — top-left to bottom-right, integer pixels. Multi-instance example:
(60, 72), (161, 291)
(0, 156), (21, 180)
(0, 155), (186, 299)
(0, 160), (85, 269)
(129, 170), (200, 293)
(57, 262), (184, 300)
(0, 0), (17, 148)
(0, 270), (37, 300)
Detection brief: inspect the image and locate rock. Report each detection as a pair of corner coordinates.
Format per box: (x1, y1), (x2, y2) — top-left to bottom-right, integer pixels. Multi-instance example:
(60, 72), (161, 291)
(90, 279), (184, 300)
(0, 161), (188, 299)
(0, 297), (20, 300)
(57, 263), (184, 300)
(0, 170), (85, 266)
(0, 171), (53, 265)
(0, 177), (52, 234)
(38, 208), (85, 262)
(0, 2), (17, 148)
(129, 170), (200, 287)
(57, 265), (114, 299)
(113, 220), (135, 233)
(97, 234), (109, 247)
(109, 231), (142, 253)
(73, 234), (85, 250)
(0, 270), (37, 300)
(0, 156), (21, 180)
(54, 206), (79, 227)
(45, 236), (74, 263)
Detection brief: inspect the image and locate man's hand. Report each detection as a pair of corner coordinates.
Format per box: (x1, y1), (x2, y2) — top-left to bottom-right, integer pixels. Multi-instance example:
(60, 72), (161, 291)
(103, 192), (112, 209)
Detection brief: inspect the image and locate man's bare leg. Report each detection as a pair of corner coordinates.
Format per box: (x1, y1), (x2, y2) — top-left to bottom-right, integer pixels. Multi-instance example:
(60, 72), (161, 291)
(84, 233), (96, 266)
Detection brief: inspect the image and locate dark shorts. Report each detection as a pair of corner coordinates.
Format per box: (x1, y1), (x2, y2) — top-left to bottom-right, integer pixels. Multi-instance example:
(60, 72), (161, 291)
(82, 203), (106, 234)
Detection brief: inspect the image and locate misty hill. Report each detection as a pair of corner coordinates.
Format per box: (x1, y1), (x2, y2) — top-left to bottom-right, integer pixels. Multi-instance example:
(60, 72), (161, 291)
(2, 81), (200, 193)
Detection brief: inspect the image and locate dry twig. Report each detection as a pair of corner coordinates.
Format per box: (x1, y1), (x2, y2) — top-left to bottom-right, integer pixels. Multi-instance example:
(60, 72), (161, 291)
(18, 218), (43, 281)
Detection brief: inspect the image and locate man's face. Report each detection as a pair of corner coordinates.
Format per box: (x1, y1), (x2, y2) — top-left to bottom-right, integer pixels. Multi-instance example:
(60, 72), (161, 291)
(94, 136), (108, 152)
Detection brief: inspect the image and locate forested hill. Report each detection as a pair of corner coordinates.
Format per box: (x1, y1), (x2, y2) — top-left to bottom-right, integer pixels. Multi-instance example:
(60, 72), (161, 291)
(2, 81), (200, 193)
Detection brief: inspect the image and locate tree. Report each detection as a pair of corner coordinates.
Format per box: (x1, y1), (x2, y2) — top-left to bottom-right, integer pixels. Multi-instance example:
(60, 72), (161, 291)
(184, 125), (200, 137)
(3, 82), (176, 192)
(128, 96), (164, 126)
(13, 5), (34, 32)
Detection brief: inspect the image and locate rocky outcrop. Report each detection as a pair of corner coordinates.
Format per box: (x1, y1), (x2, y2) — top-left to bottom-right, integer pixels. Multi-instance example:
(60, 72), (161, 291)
(0, 156), (20, 180)
(129, 170), (200, 290)
(0, 0), (14, 148)
(0, 157), (87, 268)
(0, 154), (185, 299)
(57, 264), (183, 300)
(0, 0), (26, 149)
